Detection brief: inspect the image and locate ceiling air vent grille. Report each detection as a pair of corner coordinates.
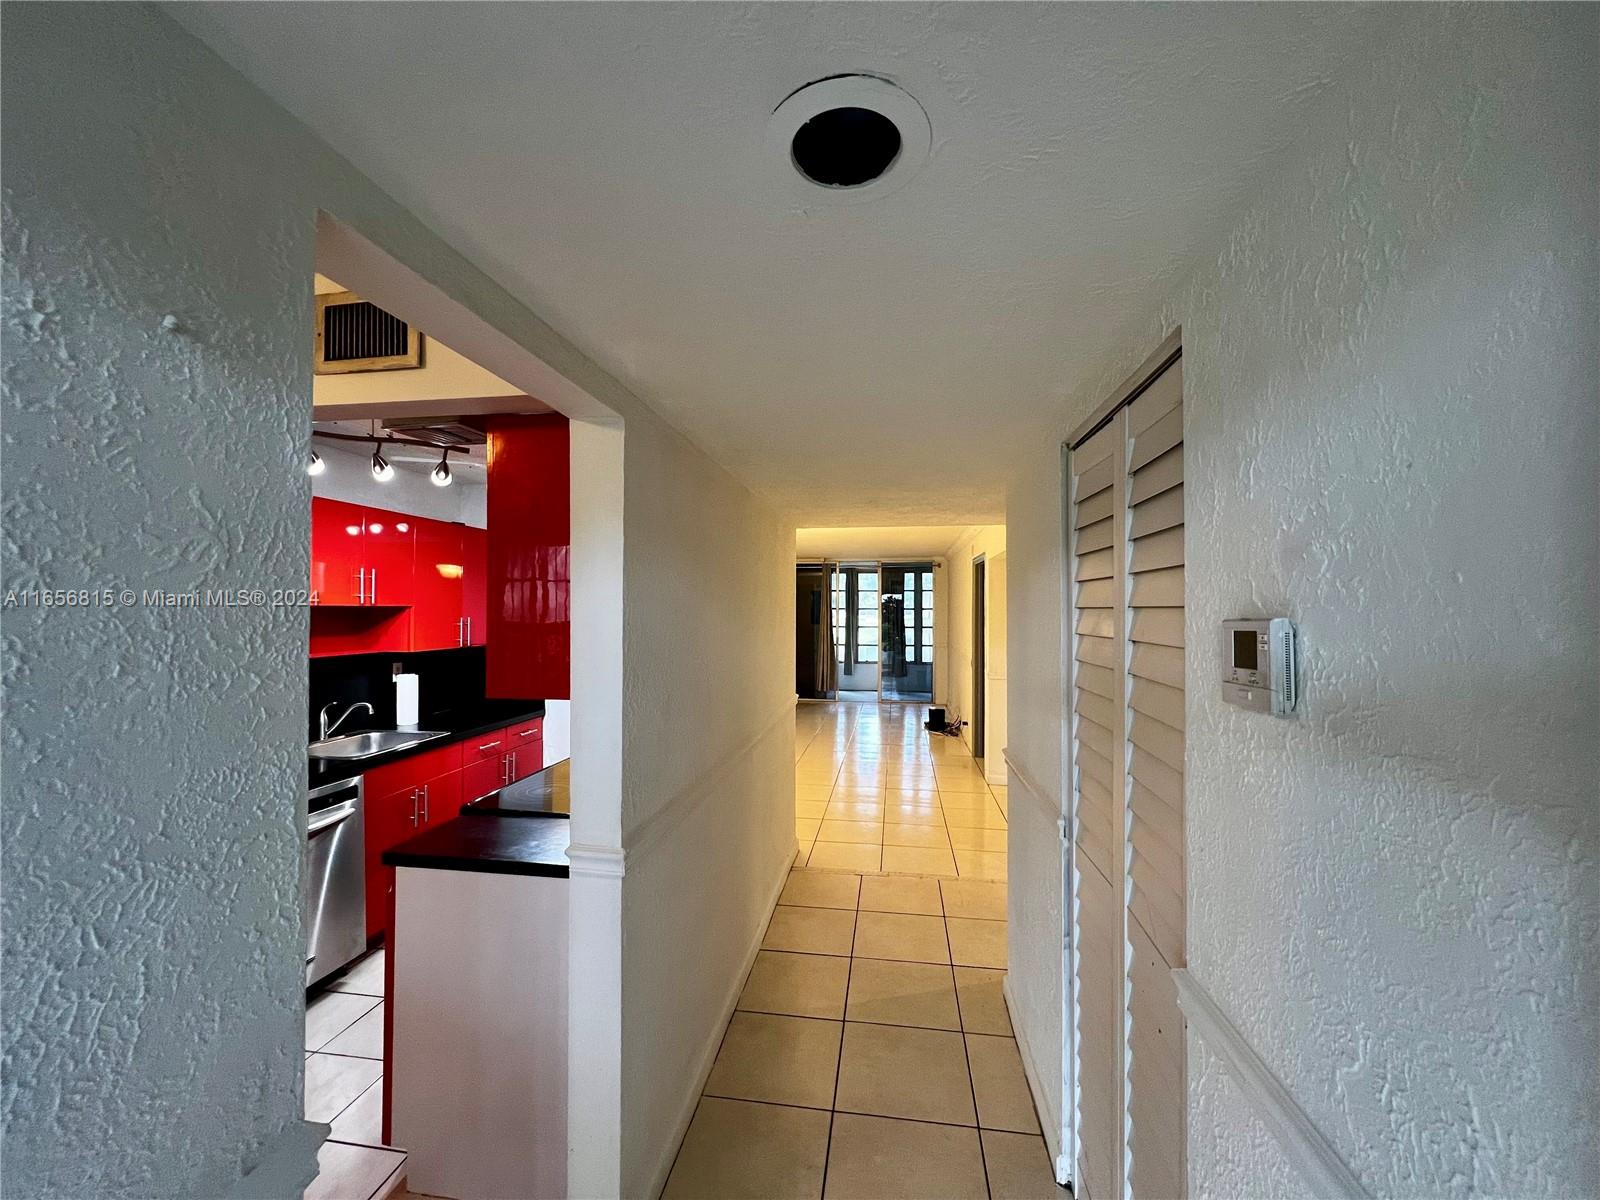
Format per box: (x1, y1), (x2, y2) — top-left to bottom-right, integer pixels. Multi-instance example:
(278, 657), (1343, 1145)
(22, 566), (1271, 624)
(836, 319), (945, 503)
(314, 290), (423, 374)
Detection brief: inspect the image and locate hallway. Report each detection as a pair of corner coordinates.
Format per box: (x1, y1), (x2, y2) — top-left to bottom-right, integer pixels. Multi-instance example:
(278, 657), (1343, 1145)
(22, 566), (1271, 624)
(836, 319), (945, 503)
(792, 702), (1008, 881)
(661, 703), (1061, 1199)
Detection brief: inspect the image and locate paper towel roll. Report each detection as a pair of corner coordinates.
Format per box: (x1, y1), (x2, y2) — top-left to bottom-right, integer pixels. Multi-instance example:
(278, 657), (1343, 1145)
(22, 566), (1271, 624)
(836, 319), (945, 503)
(395, 673), (420, 730)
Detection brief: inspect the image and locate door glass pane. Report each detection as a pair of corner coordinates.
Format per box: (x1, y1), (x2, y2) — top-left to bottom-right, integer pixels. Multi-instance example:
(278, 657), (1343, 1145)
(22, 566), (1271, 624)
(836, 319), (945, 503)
(878, 562), (934, 702)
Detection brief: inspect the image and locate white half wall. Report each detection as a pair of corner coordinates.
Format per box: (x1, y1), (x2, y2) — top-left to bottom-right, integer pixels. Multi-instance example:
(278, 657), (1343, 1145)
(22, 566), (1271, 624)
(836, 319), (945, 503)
(1005, 5), (1599, 1196)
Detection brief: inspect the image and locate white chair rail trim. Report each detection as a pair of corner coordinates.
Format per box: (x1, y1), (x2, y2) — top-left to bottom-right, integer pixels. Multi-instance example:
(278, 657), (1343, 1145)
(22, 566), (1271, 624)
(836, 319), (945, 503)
(1172, 969), (1369, 1200)
(565, 843), (627, 879)
(1001, 747), (1067, 834)
(621, 695), (798, 865)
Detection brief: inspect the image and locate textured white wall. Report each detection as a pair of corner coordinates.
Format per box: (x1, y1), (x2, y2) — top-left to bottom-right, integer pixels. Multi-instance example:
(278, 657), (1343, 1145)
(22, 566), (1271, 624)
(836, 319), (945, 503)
(1007, 5), (1599, 1195)
(2, 8), (319, 1196)
(3, 6), (795, 1198)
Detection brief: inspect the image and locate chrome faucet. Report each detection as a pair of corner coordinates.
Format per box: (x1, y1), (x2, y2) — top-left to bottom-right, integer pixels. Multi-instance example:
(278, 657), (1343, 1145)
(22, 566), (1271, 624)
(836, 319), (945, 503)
(319, 701), (373, 742)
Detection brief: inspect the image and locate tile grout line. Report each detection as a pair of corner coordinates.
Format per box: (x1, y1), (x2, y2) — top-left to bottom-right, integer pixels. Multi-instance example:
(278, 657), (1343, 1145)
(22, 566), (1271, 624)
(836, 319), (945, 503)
(817, 876), (861, 1199)
(943, 902), (995, 1200)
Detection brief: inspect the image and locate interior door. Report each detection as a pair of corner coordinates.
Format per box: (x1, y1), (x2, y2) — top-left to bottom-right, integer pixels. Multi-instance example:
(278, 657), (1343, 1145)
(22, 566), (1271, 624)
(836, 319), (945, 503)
(795, 565), (829, 699)
(1068, 347), (1186, 1199)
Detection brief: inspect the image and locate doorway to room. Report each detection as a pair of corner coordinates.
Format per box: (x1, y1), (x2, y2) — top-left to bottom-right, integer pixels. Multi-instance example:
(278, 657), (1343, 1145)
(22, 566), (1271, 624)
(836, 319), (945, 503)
(795, 561), (936, 704)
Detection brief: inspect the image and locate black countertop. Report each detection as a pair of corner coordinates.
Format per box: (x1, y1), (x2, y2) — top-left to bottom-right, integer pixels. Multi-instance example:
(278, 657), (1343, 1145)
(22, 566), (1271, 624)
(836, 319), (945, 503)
(461, 759), (571, 818)
(382, 812), (570, 878)
(308, 699), (545, 789)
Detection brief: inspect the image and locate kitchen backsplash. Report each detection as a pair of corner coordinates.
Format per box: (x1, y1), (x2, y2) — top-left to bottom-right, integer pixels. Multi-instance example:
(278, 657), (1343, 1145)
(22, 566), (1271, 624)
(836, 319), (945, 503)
(309, 647), (488, 741)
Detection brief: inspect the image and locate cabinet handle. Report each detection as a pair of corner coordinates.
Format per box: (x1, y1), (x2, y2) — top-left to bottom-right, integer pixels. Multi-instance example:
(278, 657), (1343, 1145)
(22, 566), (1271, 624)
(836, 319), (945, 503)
(356, 568), (366, 605)
(369, 568), (377, 604)
(422, 783), (429, 824)
(457, 617), (465, 647)
(410, 788), (419, 827)
(519, 729), (537, 738)
(478, 740), (502, 752)
(466, 617), (472, 644)
(510, 751), (517, 781)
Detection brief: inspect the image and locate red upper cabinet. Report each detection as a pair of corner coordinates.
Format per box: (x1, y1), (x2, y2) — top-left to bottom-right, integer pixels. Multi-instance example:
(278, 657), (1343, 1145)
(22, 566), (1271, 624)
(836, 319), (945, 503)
(412, 519), (466, 651)
(310, 498), (366, 606)
(361, 511), (416, 608)
(485, 416), (569, 699)
(462, 525), (488, 647)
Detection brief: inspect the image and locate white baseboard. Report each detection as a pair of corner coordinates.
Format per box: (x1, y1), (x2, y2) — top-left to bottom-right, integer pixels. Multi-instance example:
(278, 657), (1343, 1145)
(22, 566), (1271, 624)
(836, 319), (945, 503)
(1005, 975), (1070, 1189)
(643, 850), (793, 1200)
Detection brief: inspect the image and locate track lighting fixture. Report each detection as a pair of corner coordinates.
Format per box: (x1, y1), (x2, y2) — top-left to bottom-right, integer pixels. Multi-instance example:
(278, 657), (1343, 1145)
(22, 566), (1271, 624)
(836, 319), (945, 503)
(370, 442), (394, 483)
(307, 448), (325, 477)
(430, 449), (454, 487)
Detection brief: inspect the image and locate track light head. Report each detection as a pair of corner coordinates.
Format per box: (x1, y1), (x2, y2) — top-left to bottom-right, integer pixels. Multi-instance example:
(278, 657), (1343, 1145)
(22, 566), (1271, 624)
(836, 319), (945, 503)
(430, 449), (454, 487)
(307, 448), (326, 477)
(370, 443), (394, 482)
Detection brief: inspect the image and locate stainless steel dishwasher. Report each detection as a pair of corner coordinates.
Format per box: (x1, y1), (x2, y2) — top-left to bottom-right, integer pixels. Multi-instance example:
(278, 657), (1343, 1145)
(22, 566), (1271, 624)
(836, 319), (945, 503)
(306, 776), (367, 986)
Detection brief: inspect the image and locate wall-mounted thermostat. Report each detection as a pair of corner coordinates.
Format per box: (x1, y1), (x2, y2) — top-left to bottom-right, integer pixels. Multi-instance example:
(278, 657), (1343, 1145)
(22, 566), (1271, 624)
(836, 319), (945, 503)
(1221, 618), (1299, 716)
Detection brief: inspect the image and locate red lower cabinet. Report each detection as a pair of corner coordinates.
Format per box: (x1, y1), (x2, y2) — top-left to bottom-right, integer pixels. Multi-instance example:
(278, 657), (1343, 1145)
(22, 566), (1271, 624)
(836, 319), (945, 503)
(460, 755), (503, 805)
(362, 742), (463, 940)
(364, 778), (420, 942)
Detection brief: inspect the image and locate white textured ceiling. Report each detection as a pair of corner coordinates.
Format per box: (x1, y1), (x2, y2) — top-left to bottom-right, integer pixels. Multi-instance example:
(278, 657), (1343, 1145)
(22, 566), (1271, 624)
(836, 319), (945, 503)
(174, 3), (1391, 525)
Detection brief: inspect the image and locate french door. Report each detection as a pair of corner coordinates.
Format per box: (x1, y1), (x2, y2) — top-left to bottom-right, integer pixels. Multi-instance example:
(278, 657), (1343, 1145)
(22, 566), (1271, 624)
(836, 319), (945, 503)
(1068, 339), (1187, 1199)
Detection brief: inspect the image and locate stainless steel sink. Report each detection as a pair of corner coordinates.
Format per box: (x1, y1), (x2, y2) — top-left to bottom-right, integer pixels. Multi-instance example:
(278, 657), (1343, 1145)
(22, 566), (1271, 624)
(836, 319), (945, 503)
(309, 730), (447, 760)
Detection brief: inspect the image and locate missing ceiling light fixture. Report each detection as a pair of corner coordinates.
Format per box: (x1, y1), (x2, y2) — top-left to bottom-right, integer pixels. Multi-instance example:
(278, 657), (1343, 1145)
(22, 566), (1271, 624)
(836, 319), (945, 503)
(769, 74), (931, 203)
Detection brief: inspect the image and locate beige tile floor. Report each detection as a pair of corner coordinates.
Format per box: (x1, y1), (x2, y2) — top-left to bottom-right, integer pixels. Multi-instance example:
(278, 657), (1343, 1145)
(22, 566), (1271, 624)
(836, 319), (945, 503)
(793, 701), (1010, 881)
(305, 948), (405, 1200)
(665, 866), (1065, 1198)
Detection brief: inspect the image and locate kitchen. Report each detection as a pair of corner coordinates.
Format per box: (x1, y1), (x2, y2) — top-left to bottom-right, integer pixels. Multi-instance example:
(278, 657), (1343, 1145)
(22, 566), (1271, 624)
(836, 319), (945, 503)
(303, 277), (575, 1199)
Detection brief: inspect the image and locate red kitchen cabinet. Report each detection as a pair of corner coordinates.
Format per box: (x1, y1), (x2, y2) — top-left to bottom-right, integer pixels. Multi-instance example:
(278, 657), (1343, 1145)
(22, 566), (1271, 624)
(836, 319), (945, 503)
(460, 754), (504, 805)
(416, 767), (461, 831)
(364, 777), (419, 941)
(362, 742), (463, 939)
(463, 525), (488, 646)
(508, 718), (544, 781)
(361, 511), (415, 607)
(310, 498), (366, 606)
(485, 416), (569, 699)
(311, 501), (486, 656)
(412, 519), (467, 651)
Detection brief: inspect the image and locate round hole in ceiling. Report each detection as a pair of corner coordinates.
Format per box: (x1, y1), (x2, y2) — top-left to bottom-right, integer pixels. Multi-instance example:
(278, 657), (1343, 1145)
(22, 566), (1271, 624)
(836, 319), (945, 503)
(768, 75), (931, 203)
(791, 107), (902, 187)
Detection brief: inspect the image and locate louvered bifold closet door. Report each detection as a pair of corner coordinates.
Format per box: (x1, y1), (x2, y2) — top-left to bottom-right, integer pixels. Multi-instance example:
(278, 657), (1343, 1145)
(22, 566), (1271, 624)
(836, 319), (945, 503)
(1124, 358), (1186, 1200)
(1069, 342), (1185, 1200)
(1068, 413), (1125, 1200)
